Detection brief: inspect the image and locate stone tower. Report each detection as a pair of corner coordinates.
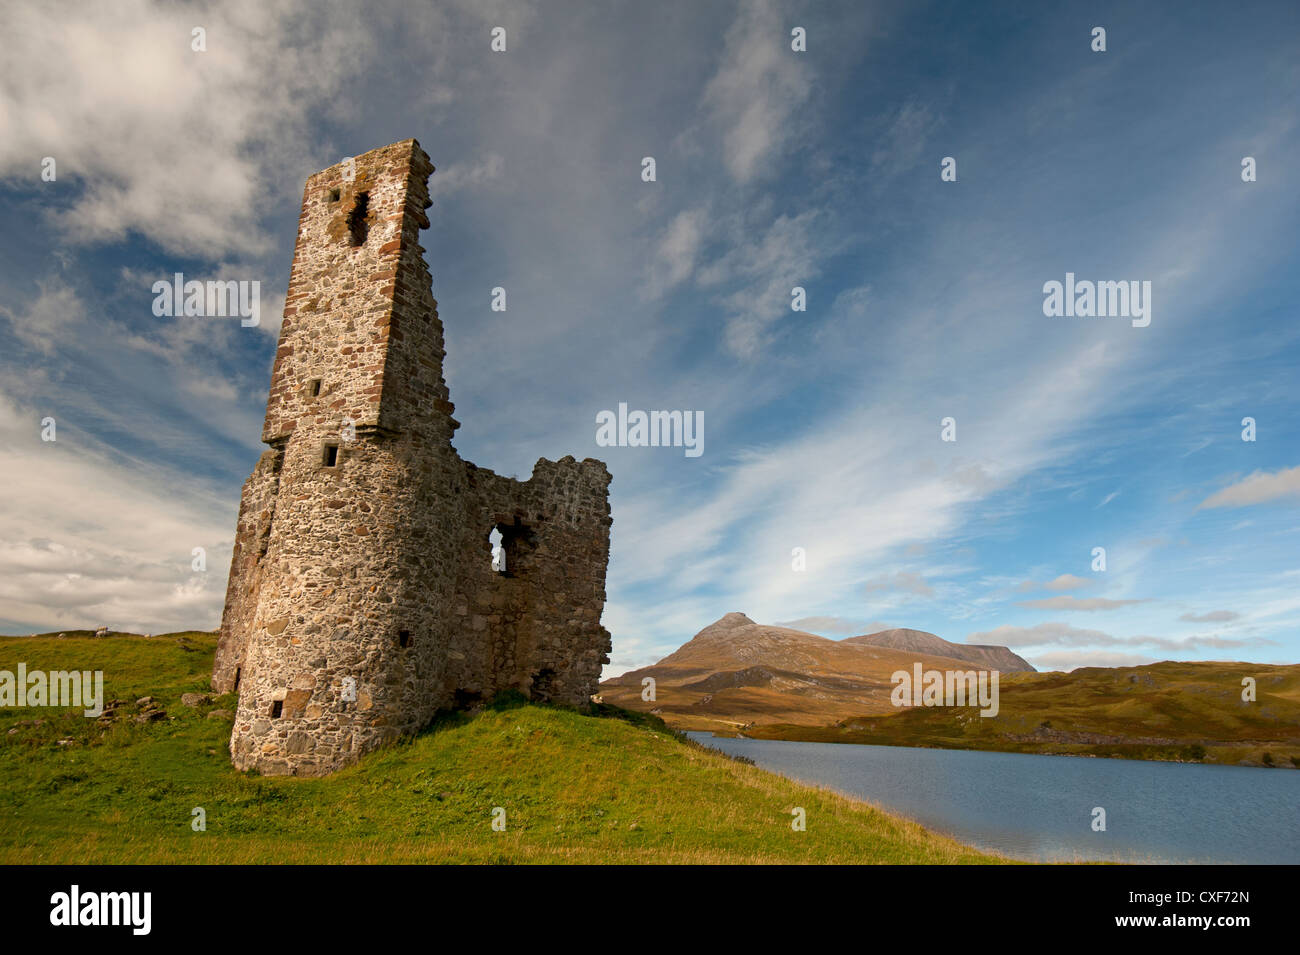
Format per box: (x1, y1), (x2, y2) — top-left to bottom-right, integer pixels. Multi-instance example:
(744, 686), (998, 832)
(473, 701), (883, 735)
(212, 139), (613, 776)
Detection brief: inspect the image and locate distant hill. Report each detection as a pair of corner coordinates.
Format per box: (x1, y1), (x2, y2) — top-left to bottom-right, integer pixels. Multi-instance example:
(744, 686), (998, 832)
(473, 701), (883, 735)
(845, 628), (1034, 673)
(600, 614), (1300, 769)
(749, 660), (1300, 770)
(600, 612), (1032, 731)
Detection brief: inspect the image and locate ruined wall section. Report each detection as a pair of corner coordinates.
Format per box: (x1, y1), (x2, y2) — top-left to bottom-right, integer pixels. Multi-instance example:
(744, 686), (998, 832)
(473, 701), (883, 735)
(372, 150), (457, 443)
(447, 456), (613, 706)
(212, 447), (283, 694)
(261, 141), (440, 445)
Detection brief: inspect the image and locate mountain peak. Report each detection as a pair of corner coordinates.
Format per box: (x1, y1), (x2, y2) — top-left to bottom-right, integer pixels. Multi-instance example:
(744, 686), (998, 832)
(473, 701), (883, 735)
(713, 612), (756, 628)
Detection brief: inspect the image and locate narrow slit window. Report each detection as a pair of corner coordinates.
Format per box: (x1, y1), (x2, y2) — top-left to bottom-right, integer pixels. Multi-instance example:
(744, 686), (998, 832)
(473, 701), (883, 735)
(322, 443), (339, 467)
(270, 700), (283, 718)
(308, 379), (322, 397)
(398, 629), (412, 648)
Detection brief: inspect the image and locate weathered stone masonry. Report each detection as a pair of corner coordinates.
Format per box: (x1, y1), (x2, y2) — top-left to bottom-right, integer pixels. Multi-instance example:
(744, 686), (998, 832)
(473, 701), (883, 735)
(211, 139), (613, 776)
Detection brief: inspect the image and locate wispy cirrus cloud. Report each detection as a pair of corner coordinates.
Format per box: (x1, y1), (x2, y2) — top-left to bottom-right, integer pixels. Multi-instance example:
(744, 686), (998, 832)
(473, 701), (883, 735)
(1016, 574), (1095, 593)
(865, 571), (934, 598)
(700, 209), (823, 358)
(869, 100), (943, 175)
(430, 153), (505, 196)
(700, 0), (814, 184)
(644, 207), (710, 299)
(969, 622), (1274, 655)
(777, 616), (894, 636)
(1179, 610), (1240, 623)
(1018, 596), (1149, 612)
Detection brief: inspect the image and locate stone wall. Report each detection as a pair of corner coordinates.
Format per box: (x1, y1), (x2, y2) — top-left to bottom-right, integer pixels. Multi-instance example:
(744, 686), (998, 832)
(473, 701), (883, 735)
(211, 447), (282, 694)
(212, 139), (612, 776)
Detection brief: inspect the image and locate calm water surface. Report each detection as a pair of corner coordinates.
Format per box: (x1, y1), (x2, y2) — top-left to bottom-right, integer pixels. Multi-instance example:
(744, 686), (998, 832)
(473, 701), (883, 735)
(687, 733), (1300, 863)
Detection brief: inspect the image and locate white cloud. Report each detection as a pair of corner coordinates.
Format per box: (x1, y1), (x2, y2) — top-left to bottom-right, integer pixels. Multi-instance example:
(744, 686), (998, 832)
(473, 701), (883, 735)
(0, 387), (233, 634)
(701, 0), (814, 184)
(1199, 466), (1300, 509)
(968, 622), (1116, 649)
(1029, 650), (1160, 672)
(0, 0), (375, 259)
(967, 621), (1272, 655)
(870, 100), (941, 175)
(645, 207), (709, 298)
(0, 274), (268, 460)
(431, 153), (505, 196)
(183, 376), (241, 404)
(776, 616), (893, 636)
(697, 209), (821, 357)
(0, 280), (84, 354)
(864, 571), (934, 598)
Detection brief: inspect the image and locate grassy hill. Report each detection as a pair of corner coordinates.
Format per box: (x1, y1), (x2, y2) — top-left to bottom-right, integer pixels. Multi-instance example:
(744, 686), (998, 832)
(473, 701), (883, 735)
(746, 662), (1300, 769)
(0, 631), (999, 864)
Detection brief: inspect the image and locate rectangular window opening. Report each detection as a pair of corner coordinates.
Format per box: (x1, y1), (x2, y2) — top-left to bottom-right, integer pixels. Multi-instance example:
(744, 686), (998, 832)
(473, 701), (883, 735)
(398, 629), (412, 648)
(308, 379), (322, 397)
(270, 699), (283, 718)
(323, 443), (339, 467)
(348, 191), (370, 246)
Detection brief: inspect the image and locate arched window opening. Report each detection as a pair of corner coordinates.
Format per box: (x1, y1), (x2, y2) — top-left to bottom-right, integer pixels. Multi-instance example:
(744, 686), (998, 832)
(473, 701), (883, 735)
(489, 519), (536, 578)
(489, 527), (506, 573)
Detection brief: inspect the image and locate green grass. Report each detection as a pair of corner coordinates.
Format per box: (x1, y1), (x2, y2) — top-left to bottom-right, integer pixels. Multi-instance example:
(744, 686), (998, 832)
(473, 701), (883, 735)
(747, 661), (1300, 769)
(0, 632), (1001, 864)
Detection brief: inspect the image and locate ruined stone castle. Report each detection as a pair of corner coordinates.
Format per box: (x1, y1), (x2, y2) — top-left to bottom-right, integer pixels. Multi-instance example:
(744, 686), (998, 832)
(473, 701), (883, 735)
(211, 139), (613, 776)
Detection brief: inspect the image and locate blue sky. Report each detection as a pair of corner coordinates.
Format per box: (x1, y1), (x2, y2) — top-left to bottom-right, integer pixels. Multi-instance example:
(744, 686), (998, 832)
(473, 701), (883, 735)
(0, 0), (1297, 674)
